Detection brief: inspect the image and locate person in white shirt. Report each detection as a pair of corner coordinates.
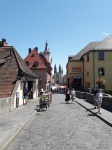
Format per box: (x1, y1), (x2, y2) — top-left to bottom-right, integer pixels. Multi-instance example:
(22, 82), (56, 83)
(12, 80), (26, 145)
(96, 88), (103, 114)
(71, 88), (76, 103)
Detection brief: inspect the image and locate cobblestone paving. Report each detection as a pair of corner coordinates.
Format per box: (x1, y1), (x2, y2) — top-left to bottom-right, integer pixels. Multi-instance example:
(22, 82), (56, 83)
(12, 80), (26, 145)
(0, 99), (38, 149)
(8, 94), (112, 150)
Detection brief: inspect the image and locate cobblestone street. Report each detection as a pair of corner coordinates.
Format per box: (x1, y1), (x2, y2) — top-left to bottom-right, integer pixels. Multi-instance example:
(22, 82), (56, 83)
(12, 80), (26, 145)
(8, 94), (112, 150)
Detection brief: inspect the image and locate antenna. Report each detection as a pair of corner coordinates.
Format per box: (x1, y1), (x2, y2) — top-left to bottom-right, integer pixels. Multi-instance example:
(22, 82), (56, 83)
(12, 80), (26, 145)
(1, 26), (3, 40)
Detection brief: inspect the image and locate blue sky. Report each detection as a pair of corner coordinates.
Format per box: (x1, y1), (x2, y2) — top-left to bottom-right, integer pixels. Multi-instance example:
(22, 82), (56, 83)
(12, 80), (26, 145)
(0, 0), (112, 74)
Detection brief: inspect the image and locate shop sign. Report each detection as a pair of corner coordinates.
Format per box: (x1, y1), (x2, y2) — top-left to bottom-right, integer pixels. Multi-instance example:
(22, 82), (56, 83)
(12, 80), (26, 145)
(72, 67), (81, 72)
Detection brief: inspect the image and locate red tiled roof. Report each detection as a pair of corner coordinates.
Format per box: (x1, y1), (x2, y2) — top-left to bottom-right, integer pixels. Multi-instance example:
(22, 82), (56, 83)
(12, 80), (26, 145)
(24, 48), (47, 69)
(0, 46), (36, 98)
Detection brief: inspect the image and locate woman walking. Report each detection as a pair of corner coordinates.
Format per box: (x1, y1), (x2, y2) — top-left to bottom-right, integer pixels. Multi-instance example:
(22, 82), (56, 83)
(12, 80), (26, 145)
(71, 88), (76, 103)
(96, 88), (103, 114)
(65, 88), (70, 103)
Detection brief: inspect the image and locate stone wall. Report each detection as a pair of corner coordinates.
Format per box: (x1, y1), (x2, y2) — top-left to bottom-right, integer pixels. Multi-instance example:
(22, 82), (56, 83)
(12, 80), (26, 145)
(76, 91), (86, 99)
(83, 92), (112, 112)
(0, 97), (14, 116)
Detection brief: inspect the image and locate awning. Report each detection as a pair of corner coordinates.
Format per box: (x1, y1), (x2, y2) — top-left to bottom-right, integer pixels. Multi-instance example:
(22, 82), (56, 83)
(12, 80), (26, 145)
(60, 86), (67, 89)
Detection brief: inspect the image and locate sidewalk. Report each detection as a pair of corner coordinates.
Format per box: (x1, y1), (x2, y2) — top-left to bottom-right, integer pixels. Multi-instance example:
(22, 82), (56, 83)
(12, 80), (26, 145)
(0, 98), (39, 150)
(75, 97), (112, 127)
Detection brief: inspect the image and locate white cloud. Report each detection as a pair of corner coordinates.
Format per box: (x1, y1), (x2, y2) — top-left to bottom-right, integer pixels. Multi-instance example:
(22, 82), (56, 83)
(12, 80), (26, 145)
(102, 32), (110, 36)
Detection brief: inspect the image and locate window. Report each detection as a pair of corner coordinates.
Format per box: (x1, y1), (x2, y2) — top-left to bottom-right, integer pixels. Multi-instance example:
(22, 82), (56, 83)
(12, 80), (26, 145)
(87, 53), (89, 62)
(98, 51), (104, 60)
(31, 54), (35, 57)
(33, 61), (39, 67)
(25, 61), (29, 66)
(98, 67), (105, 76)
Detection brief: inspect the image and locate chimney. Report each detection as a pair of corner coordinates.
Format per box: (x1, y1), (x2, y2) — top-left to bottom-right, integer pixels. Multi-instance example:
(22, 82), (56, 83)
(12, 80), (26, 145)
(0, 38), (8, 47)
(35, 47), (38, 52)
(29, 48), (31, 54)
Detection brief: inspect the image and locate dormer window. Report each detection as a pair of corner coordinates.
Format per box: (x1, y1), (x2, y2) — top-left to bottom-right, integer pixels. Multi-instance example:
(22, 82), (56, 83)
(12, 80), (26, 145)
(31, 54), (35, 57)
(33, 61), (39, 67)
(25, 61), (30, 66)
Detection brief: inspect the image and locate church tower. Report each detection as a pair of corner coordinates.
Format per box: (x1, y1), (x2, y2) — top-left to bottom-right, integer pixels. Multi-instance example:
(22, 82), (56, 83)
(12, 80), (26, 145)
(59, 64), (62, 83)
(53, 64), (64, 84)
(61, 67), (63, 75)
(43, 40), (50, 62)
(54, 64), (57, 83)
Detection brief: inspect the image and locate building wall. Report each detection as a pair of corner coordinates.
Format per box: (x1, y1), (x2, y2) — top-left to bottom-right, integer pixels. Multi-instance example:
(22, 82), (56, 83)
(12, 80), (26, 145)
(83, 51), (94, 89)
(32, 69), (47, 91)
(68, 61), (83, 87)
(83, 51), (112, 91)
(94, 51), (112, 91)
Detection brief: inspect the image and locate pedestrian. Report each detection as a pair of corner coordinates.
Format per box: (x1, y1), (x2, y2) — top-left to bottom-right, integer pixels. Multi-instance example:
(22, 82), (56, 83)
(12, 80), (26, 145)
(40, 88), (44, 95)
(65, 88), (70, 103)
(71, 88), (76, 103)
(94, 86), (98, 109)
(23, 86), (28, 104)
(96, 88), (103, 114)
(87, 88), (91, 93)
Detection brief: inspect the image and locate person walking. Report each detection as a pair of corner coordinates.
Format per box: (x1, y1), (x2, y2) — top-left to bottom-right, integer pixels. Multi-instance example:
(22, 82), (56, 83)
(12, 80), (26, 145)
(65, 88), (70, 103)
(23, 86), (28, 104)
(94, 86), (98, 109)
(87, 88), (91, 93)
(96, 88), (103, 114)
(71, 88), (76, 103)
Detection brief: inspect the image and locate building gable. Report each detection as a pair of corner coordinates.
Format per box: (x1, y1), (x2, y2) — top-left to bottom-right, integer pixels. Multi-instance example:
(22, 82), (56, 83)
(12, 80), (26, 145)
(24, 48), (47, 69)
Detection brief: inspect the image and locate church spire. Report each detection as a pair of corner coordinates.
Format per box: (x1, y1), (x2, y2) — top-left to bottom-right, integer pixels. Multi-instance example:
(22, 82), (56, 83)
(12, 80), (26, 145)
(43, 40), (50, 62)
(59, 64), (61, 73)
(45, 40), (48, 51)
(61, 67), (63, 75)
(54, 64), (57, 73)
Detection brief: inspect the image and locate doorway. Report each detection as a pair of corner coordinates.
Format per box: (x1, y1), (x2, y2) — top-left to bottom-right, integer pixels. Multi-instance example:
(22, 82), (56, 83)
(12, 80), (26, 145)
(28, 81), (33, 99)
(72, 78), (82, 91)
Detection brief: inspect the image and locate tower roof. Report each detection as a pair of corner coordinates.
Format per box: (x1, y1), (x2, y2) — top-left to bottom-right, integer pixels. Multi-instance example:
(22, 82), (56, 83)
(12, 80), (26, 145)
(43, 40), (50, 54)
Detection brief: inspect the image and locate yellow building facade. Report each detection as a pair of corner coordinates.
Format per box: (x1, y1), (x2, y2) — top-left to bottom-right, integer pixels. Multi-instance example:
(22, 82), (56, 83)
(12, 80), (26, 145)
(67, 35), (112, 91)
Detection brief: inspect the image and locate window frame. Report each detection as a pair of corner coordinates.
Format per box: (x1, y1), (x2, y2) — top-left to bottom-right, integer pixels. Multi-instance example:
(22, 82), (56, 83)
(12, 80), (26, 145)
(98, 51), (104, 60)
(98, 67), (105, 76)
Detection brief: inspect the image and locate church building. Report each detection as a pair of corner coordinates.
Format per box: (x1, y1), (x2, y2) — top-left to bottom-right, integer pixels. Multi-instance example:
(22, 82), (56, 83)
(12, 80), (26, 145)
(53, 64), (63, 84)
